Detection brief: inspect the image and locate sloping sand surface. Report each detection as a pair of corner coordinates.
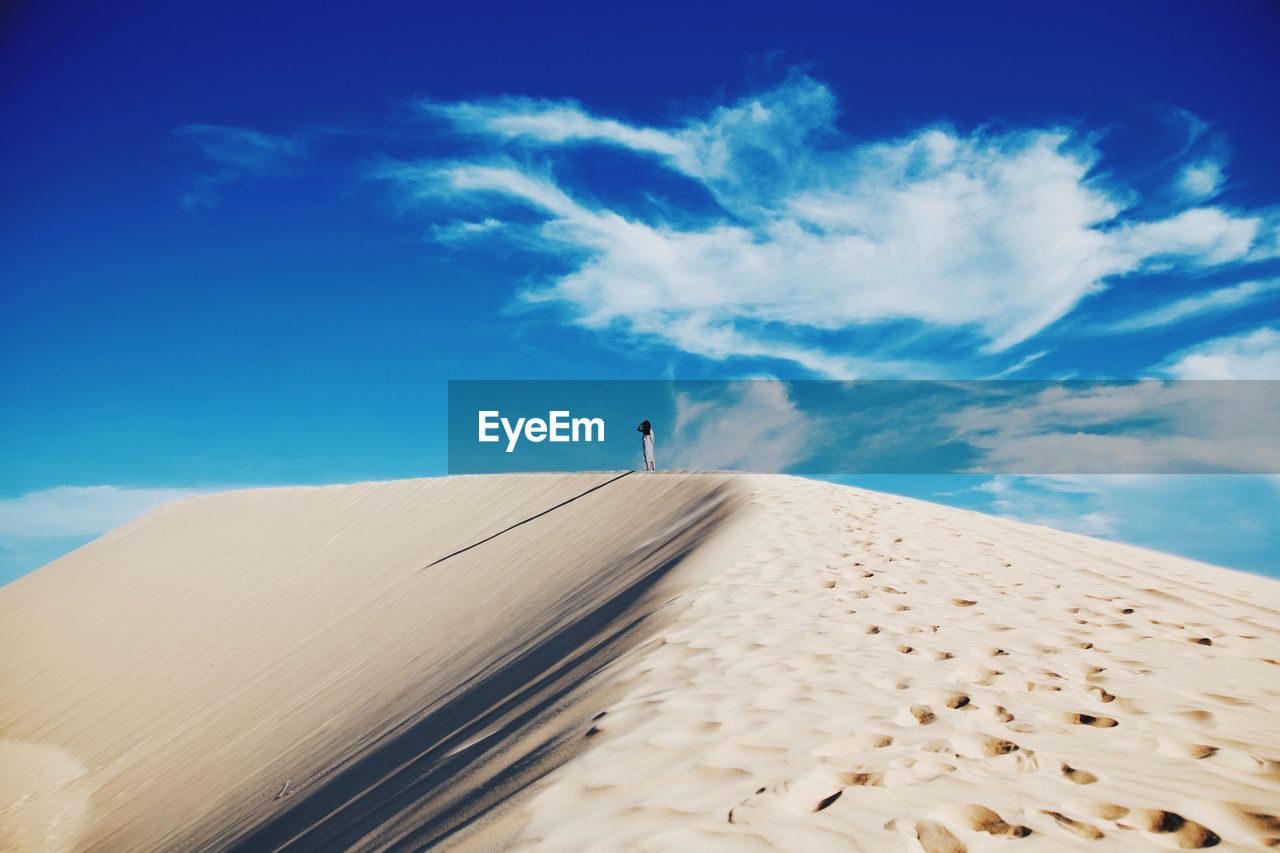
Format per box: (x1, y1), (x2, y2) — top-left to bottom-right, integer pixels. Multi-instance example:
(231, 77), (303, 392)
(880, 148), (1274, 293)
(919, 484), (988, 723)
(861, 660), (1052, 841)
(0, 473), (737, 850)
(475, 476), (1280, 852)
(3, 473), (1278, 851)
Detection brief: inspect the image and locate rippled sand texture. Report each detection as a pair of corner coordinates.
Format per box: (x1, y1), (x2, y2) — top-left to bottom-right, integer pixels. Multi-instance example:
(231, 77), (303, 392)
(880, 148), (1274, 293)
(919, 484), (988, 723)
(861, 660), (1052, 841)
(2, 473), (1277, 851)
(474, 476), (1280, 852)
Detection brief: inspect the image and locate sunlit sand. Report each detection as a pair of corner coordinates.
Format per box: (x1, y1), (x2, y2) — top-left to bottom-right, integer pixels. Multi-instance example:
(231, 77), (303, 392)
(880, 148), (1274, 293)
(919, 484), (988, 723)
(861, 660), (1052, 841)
(2, 473), (1277, 850)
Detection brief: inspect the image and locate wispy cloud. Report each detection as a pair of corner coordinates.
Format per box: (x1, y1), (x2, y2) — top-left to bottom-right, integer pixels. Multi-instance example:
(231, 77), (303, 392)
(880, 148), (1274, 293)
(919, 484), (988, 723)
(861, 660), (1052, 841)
(947, 381), (1280, 474)
(1176, 159), (1225, 201)
(382, 74), (1278, 377)
(1100, 278), (1280, 333)
(968, 474), (1280, 573)
(669, 380), (817, 472)
(431, 217), (504, 243)
(0, 485), (197, 541)
(1158, 326), (1280, 378)
(177, 124), (306, 171)
(175, 124), (308, 209)
(421, 97), (695, 167)
(976, 475), (1119, 536)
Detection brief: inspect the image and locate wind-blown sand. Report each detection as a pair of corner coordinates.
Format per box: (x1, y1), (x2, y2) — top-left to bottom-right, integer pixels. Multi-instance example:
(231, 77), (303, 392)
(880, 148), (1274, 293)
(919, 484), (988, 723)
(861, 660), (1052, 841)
(2, 473), (1278, 851)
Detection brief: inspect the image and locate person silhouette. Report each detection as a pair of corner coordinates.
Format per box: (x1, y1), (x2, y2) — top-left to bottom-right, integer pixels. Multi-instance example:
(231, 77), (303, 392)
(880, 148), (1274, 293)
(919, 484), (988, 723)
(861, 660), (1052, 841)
(637, 420), (655, 471)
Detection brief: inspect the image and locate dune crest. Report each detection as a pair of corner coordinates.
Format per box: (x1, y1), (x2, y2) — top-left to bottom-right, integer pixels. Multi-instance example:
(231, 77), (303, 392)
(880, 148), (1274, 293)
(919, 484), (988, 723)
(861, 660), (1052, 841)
(2, 473), (1278, 850)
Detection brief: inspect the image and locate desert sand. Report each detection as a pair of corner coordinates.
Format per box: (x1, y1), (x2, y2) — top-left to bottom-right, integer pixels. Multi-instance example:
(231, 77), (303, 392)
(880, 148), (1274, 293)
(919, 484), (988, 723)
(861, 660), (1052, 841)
(2, 473), (1278, 851)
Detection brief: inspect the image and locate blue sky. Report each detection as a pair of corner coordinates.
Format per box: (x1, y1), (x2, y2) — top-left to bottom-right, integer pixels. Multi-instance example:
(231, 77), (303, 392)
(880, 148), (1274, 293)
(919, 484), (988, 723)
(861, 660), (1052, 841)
(2, 0), (1278, 583)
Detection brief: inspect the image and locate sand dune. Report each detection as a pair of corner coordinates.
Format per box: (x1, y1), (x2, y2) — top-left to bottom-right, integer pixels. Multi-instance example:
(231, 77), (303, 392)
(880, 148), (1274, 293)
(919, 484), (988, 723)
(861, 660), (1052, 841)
(2, 473), (1278, 851)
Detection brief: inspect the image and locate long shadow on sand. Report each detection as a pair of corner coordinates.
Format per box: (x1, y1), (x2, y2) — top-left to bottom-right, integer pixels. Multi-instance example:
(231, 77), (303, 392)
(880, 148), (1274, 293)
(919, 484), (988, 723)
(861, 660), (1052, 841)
(224, 482), (734, 852)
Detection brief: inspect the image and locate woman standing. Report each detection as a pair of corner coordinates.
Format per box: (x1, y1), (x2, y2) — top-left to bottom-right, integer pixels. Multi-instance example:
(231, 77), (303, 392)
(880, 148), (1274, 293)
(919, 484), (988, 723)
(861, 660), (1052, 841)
(637, 420), (655, 471)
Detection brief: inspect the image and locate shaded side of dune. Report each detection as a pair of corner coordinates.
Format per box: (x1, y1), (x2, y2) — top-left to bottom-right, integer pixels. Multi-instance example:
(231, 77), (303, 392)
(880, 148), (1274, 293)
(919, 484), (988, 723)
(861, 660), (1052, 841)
(223, 476), (734, 851)
(0, 473), (740, 851)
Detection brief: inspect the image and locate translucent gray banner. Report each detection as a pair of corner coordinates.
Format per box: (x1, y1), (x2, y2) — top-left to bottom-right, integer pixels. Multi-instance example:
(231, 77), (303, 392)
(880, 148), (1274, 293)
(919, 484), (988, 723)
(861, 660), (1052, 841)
(447, 380), (1280, 475)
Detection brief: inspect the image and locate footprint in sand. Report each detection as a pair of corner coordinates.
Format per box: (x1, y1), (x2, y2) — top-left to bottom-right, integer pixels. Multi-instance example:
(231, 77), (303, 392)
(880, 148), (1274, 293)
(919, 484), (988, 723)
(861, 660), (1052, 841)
(1220, 807), (1280, 848)
(1156, 737), (1220, 761)
(1087, 686), (1116, 703)
(727, 778), (844, 823)
(1061, 712), (1119, 728)
(886, 818), (968, 853)
(1042, 809), (1105, 840)
(1203, 745), (1280, 776)
(1059, 762), (1098, 784)
(841, 769), (887, 787)
(1163, 709), (1215, 728)
(982, 737), (1021, 757)
(812, 733), (894, 755)
(1126, 809), (1221, 848)
(990, 705), (1015, 723)
(895, 704), (937, 726)
(1027, 682), (1062, 693)
(957, 804), (1032, 838)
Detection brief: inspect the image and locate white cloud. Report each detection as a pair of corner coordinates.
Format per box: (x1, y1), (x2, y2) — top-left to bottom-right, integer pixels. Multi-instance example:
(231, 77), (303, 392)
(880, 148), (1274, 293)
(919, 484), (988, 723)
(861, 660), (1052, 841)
(386, 76), (1278, 377)
(431, 217), (504, 243)
(1159, 326), (1280, 379)
(1177, 159), (1224, 200)
(975, 476), (1117, 535)
(422, 97), (695, 168)
(1101, 278), (1280, 333)
(968, 474), (1280, 572)
(668, 380), (817, 472)
(0, 486), (197, 541)
(1108, 207), (1257, 267)
(947, 381), (1280, 474)
(176, 124), (306, 171)
(176, 124), (307, 209)
(423, 75), (837, 207)
(994, 350), (1049, 377)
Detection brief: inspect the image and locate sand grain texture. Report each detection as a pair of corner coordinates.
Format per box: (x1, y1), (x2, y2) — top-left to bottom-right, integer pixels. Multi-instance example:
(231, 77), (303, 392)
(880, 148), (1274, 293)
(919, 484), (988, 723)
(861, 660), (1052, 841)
(2, 473), (1278, 851)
